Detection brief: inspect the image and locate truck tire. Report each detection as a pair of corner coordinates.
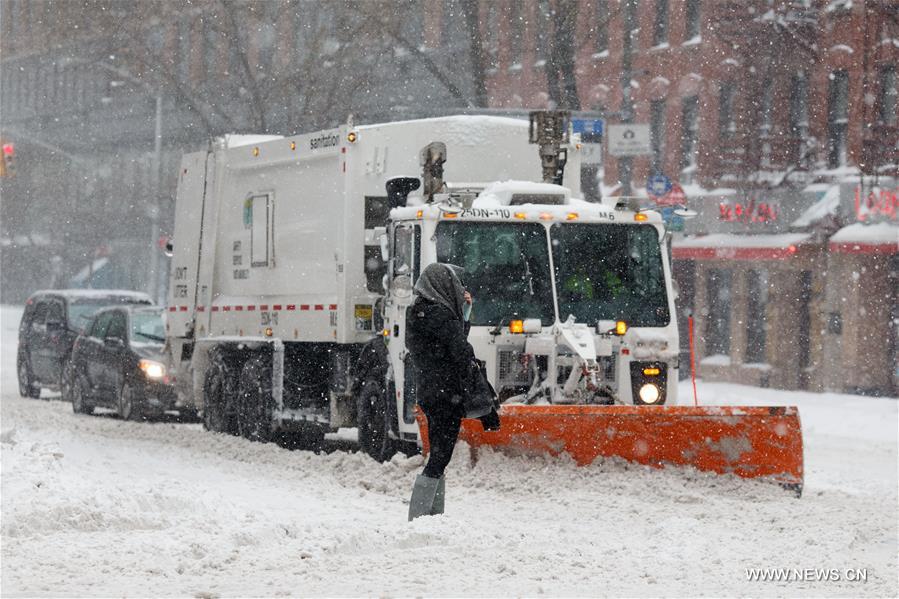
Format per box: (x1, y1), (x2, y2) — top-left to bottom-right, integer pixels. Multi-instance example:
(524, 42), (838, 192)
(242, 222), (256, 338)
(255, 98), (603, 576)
(357, 377), (396, 462)
(237, 355), (275, 443)
(17, 355), (41, 399)
(203, 351), (239, 435)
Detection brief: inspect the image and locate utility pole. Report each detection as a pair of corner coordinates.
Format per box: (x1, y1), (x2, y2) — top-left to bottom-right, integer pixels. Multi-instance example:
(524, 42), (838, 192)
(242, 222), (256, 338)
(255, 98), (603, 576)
(618, 2), (635, 197)
(149, 95), (163, 303)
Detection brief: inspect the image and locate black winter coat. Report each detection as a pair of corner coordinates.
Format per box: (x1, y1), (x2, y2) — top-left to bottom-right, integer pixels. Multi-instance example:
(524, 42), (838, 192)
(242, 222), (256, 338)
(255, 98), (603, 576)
(406, 298), (474, 411)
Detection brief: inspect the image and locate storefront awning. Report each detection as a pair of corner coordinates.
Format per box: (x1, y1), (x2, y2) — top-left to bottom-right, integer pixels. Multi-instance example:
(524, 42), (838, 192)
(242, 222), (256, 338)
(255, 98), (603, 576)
(672, 233), (812, 260)
(828, 223), (899, 255)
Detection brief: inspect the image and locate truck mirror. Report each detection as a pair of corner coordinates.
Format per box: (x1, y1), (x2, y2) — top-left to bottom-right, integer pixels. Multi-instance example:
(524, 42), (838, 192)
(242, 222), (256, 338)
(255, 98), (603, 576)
(386, 176), (421, 209)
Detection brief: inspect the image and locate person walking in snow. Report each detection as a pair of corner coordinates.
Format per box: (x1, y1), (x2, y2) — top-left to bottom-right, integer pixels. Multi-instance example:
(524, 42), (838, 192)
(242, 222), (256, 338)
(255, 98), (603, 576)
(405, 262), (494, 520)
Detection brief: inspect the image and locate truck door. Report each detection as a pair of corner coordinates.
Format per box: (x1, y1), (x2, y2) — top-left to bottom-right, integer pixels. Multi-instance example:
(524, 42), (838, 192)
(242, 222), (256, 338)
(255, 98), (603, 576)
(385, 222), (421, 429)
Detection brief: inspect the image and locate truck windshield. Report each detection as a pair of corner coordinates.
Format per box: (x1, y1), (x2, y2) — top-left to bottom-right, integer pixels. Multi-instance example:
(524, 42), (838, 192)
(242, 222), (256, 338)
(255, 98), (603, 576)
(550, 223), (669, 327)
(436, 222), (555, 326)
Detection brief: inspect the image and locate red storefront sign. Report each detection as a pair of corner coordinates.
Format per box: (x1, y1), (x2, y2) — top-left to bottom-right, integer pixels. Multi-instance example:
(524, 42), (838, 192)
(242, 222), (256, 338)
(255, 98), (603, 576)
(718, 199), (779, 223)
(855, 186), (898, 222)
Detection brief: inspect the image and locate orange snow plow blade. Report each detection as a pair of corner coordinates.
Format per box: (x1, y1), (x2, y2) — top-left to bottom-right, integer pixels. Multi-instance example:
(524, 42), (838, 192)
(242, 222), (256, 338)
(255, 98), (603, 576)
(418, 405), (803, 495)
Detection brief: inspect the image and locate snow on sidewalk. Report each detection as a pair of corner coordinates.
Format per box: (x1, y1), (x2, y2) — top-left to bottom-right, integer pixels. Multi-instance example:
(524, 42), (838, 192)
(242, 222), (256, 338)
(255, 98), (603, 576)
(1, 304), (897, 597)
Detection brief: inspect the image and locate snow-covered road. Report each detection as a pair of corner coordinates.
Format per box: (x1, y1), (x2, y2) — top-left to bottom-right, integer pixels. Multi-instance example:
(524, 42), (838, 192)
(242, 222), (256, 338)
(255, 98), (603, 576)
(2, 305), (897, 597)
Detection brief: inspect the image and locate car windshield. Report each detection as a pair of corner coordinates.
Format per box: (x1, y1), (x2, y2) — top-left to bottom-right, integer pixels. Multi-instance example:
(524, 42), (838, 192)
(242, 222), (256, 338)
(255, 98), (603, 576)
(131, 310), (166, 344)
(435, 222), (555, 326)
(551, 223), (669, 327)
(67, 299), (141, 332)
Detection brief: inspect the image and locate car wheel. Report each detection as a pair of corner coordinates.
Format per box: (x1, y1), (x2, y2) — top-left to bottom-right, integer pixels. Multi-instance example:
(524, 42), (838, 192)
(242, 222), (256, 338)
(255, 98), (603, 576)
(71, 377), (93, 415)
(203, 351), (239, 434)
(237, 355), (275, 443)
(17, 355), (41, 399)
(118, 382), (145, 421)
(357, 377), (396, 462)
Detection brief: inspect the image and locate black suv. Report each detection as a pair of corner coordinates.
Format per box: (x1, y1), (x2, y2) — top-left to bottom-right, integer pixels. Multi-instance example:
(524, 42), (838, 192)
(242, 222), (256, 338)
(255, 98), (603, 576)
(17, 290), (153, 399)
(69, 305), (180, 420)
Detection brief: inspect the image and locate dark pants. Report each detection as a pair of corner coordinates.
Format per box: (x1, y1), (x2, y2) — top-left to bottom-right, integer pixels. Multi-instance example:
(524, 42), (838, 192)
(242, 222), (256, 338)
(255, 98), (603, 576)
(421, 401), (463, 479)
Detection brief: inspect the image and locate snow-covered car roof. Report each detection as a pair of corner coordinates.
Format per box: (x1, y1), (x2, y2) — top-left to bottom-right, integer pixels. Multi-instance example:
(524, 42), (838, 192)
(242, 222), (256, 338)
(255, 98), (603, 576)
(27, 289), (153, 304)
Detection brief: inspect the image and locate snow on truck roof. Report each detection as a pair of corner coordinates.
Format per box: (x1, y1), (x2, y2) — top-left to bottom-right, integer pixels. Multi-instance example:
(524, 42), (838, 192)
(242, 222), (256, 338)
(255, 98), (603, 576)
(27, 289), (153, 303)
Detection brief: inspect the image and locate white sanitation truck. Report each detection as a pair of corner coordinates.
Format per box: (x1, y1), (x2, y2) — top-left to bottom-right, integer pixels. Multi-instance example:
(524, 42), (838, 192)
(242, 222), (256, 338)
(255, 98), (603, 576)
(164, 112), (682, 461)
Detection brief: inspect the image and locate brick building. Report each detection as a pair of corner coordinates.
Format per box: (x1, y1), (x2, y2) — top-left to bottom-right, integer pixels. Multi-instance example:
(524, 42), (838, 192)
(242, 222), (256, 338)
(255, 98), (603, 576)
(475, 0), (898, 395)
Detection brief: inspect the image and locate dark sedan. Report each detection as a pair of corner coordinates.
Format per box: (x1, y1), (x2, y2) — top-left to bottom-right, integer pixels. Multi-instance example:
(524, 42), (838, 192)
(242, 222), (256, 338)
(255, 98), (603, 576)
(68, 306), (181, 420)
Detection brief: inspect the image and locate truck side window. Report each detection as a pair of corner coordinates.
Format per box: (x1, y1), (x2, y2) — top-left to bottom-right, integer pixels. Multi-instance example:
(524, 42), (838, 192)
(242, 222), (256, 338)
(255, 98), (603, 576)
(393, 225), (414, 278)
(247, 193), (273, 267)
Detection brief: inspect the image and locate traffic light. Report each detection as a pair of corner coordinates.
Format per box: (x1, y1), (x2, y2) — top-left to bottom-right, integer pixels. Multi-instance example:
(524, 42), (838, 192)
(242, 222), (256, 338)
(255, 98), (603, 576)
(1, 142), (14, 177)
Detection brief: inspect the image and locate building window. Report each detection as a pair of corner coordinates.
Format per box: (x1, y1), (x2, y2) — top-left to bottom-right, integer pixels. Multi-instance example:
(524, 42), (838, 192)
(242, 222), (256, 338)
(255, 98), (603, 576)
(509, 1), (523, 67)
(485, 1), (498, 68)
(745, 269), (768, 363)
(441, 0), (457, 49)
(719, 82), (736, 138)
(653, 0), (668, 46)
(203, 19), (218, 75)
(594, 0), (609, 54)
(680, 96), (699, 176)
(535, 0), (550, 64)
(759, 78), (774, 166)
(650, 99), (666, 174)
(879, 65), (897, 125)
(827, 70), (849, 168)
(684, 0), (701, 40)
(624, 0), (639, 52)
(178, 18), (192, 81)
(705, 269), (732, 357)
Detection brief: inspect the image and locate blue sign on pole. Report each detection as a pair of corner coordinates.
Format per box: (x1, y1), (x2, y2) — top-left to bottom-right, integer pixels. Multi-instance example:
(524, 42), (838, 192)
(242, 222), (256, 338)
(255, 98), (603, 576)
(647, 174), (673, 197)
(572, 118), (604, 142)
(660, 207), (685, 231)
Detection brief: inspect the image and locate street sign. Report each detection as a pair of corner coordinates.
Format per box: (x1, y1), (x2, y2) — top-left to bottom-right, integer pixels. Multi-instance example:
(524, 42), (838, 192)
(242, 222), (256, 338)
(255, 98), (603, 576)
(655, 182), (687, 206)
(572, 118), (604, 142)
(647, 174), (673, 197)
(607, 124), (651, 157)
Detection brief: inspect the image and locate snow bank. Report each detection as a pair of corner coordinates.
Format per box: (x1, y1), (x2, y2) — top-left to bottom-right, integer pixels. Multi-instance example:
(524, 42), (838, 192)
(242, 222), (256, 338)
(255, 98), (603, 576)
(830, 222), (898, 245)
(1, 305), (896, 597)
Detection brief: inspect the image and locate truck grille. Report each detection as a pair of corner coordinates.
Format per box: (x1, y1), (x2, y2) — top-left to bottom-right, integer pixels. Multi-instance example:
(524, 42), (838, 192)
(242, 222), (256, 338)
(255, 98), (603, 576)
(498, 350), (531, 385)
(598, 354), (617, 383)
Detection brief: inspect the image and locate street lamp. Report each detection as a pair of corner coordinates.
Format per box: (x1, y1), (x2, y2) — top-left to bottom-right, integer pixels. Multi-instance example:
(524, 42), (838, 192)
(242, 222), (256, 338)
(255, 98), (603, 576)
(90, 61), (165, 303)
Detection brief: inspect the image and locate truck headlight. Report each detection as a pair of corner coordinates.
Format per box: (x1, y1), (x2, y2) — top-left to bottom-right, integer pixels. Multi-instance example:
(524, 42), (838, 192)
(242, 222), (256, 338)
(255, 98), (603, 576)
(639, 383), (661, 404)
(139, 359), (166, 379)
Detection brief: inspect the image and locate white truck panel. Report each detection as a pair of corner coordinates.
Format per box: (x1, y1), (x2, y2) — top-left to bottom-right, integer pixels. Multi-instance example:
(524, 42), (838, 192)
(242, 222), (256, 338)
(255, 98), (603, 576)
(167, 151), (211, 337)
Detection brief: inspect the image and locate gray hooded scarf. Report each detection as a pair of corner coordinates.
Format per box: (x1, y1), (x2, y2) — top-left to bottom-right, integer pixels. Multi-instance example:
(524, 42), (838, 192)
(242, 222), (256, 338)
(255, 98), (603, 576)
(413, 263), (466, 321)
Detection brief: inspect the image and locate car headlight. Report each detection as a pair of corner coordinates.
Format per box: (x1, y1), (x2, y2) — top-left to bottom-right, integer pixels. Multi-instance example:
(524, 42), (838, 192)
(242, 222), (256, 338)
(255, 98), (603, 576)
(139, 359), (166, 379)
(639, 383), (661, 404)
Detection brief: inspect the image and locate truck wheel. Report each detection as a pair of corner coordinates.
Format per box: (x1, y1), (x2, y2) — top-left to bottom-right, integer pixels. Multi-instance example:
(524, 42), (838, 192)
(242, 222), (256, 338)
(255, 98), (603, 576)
(237, 355), (275, 443)
(203, 351), (238, 434)
(17, 355), (41, 399)
(71, 376), (93, 415)
(357, 377), (396, 462)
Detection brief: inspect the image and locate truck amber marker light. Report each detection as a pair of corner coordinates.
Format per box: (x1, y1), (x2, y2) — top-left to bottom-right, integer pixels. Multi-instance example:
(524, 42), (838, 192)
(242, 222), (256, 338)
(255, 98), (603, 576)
(509, 319), (524, 334)
(634, 212), (649, 221)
